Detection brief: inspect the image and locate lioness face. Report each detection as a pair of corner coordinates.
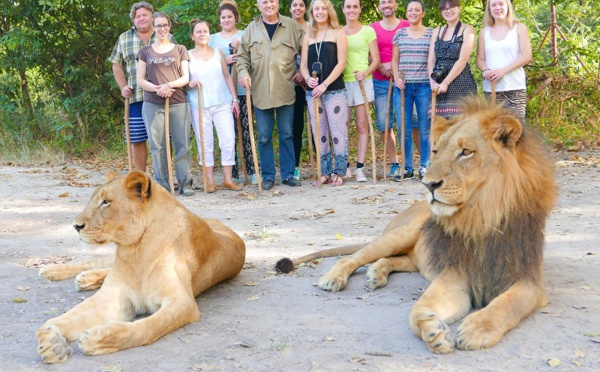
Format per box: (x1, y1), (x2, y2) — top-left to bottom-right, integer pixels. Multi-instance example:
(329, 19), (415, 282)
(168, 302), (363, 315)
(423, 111), (520, 217)
(73, 173), (147, 246)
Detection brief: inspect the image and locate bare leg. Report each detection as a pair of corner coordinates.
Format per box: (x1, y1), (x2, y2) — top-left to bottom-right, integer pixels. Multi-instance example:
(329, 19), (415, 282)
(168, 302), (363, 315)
(132, 142), (147, 172)
(354, 105), (369, 164)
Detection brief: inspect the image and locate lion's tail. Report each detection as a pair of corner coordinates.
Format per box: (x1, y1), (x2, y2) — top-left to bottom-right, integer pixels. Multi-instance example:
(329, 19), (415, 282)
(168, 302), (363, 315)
(275, 244), (366, 274)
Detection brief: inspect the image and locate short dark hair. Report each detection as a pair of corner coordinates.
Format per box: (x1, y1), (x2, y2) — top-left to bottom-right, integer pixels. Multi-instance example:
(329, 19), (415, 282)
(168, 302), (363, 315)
(439, 0), (460, 11)
(218, 3), (239, 23)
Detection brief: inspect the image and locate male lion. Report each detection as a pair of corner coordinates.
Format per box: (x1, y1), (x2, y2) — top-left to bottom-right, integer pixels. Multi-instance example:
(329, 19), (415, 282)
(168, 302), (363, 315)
(276, 97), (557, 353)
(36, 171), (245, 363)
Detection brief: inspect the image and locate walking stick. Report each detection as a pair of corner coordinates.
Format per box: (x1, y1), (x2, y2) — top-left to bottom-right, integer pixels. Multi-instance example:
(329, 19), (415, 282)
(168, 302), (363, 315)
(124, 94), (133, 172)
(197, 87), (208, 194)
(245, 85), (262, 193)
(312, 71), (322, 186)
(490, 80), (496, 105)
(232, 53), (249, 184)
(383, 77), (393, 180)
(399, 71), (406, 183)
(164, 97), (175, 195)
(305, 105), (316, 180)
(356, 76), (377, 185)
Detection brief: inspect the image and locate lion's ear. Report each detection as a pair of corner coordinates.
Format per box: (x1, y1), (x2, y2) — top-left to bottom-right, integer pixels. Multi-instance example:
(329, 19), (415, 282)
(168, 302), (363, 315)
(487, 115), (523, 149)
(124, 171), (152, 201)
(431, 116), (453, 142)
(106, 170), (119, 182)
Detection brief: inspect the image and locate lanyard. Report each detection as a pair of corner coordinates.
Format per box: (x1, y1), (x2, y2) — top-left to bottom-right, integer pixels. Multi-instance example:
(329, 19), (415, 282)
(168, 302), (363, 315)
(315, 28), (328, 62)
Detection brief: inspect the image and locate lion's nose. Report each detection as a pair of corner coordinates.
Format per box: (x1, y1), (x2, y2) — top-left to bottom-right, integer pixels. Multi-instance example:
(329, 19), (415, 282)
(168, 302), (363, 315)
(73, 223), (85, 232)
(424, 180), (443, 193)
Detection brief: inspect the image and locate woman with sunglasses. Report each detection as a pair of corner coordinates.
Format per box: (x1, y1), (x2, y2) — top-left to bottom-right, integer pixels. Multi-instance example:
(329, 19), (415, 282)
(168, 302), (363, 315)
(427, 0), (476, 118)
(137, 12), (194, 196)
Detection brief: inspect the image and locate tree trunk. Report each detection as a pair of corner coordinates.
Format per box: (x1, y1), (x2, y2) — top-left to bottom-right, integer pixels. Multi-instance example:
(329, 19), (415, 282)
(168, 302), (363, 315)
(18, 68), (35, 122)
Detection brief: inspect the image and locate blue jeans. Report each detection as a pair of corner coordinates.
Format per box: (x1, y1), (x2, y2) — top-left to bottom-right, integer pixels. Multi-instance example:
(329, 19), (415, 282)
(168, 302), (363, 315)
(254, 104), (295, 181)
(373, 78), (395, 132)
(394, 82), (431, 172)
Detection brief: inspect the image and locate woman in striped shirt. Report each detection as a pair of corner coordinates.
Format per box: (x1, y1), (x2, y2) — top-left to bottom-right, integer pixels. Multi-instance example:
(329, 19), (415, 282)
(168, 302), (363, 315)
(391, 0), (432, 180)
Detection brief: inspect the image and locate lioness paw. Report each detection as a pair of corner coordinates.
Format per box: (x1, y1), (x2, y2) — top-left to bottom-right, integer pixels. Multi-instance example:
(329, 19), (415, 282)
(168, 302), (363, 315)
(39, 265), (73, 281)
(365, 262), (390, 291)
(37, 325), (74, 364)
(78, 322), (129, 355)
(318, 272), (347, 292)
(455, 313), (504, 350)
(75, 270), (105, 291)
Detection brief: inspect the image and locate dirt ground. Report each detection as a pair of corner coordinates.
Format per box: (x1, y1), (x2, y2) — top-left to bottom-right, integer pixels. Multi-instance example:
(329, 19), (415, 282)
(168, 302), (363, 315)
(0, 151), (599, 371)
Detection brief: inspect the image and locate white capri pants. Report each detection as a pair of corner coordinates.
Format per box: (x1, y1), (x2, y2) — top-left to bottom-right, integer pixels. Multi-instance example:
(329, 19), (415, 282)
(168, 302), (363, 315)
(190, 102), (236, 167)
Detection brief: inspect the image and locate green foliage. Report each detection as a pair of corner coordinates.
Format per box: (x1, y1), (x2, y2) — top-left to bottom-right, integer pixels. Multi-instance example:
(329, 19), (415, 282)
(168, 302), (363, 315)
(0, 0), (598, 163)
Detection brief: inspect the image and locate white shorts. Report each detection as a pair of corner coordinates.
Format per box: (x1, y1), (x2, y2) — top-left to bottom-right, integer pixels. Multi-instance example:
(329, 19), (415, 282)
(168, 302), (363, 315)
(345, 79), (374, 106)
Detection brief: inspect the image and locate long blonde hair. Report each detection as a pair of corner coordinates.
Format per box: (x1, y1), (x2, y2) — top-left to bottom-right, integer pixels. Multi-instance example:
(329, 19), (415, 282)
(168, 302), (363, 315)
(483, 0), (517, 28)
(308, 0), (340, 38)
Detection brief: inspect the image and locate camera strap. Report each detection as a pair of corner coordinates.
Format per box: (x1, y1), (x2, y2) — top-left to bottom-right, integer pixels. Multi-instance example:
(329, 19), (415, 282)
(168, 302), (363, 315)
(315, 28), (328, 62)
(441, 21), (462, 43)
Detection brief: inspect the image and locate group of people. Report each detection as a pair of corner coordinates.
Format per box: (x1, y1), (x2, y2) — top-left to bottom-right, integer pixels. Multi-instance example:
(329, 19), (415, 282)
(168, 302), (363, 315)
(109, 0), (531, 194)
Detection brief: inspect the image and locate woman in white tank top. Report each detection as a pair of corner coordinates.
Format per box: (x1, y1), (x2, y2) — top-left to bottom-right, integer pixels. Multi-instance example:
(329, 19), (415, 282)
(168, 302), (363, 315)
(476, 0), (531, 122)
(188, 19), (242, 193)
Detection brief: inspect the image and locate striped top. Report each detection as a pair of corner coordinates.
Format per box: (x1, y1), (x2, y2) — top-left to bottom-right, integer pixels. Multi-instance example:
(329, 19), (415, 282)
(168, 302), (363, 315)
(392, 28), (432, 84)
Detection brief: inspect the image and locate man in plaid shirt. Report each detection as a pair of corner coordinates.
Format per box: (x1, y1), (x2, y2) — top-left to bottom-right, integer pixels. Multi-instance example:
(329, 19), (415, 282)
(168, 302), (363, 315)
(108, 2), (174, 172)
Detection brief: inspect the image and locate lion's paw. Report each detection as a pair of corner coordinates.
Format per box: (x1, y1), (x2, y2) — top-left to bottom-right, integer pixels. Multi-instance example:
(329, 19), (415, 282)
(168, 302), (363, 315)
(78, 322), (129, 355)
(37, 325), (74, 363)
(416, 313), (455, 354)
(365, 262), (390, 291)
(75, 270), (105, 291)
(39, 265), (72, 281)
(318, 271), (348, 292)
(455, 312), (504, 350)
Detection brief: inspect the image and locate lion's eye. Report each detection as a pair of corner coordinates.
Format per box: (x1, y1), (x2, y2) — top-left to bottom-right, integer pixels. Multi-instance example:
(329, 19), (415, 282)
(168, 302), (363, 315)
(459, 148), (474, 158)
(101, 200), (111, 207)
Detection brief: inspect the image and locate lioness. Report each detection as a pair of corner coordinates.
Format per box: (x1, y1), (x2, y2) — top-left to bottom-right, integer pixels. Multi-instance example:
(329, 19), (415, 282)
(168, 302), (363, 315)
(277, 98), (557, 353)
(37, 171), (245, 363)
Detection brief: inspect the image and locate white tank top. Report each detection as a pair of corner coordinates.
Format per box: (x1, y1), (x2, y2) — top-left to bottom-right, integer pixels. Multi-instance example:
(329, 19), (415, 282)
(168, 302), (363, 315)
(482, 26), (526, 92)
(187, 49), (232, 109)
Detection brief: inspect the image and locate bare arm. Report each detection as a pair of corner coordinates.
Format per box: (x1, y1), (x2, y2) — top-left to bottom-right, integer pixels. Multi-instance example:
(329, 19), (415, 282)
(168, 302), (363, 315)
(355, 38), (380, 81)
(300, 33), (312, 86)
(476, 29), (488, 78)
(219, 50), (240, 117)
(490, 23), (532, 81)
(112, 64), (132, 98)
(392, 44), (405, 89)
(428, 27), (441, 92)
(136, 60), (160, 94)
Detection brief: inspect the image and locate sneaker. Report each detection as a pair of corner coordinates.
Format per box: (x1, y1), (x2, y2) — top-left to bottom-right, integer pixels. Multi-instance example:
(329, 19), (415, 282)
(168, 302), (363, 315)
(293, 168), (301, 181)
(419, 166), (428, 180)
(179, 180), (194, 196)
(262, 179), (275, 190)
(387, 164), (400, 178)
(355, 168), (367, 182)
(251, 173), (260, 185)
(282, 177), (301, 187)
(393, 169), (415, 182)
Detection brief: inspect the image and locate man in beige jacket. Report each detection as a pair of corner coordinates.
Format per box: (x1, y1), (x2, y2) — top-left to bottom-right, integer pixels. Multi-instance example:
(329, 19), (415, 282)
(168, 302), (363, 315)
(237, 0), (304, 190)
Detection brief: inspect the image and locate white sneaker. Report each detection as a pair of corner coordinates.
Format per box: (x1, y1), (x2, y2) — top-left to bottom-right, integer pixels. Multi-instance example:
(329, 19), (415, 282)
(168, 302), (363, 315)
(355, 168), (367, 182)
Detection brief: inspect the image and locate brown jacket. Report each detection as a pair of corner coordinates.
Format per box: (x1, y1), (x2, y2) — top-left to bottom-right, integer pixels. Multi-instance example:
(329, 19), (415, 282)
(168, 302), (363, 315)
(237, 14), (303, 110)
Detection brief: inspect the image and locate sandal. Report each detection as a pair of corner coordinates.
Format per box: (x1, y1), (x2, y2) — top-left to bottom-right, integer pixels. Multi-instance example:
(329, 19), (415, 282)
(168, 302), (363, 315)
(332, 174), (343, 187)
(312, 175), (332, 187)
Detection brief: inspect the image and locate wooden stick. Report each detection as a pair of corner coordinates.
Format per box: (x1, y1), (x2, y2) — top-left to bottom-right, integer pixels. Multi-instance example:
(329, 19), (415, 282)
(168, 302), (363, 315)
(399, 71), (405, 183)
(383, 77), (393, 180)
(164, 97), (174, 195)
(197, 87), (208, 194)
(124, 96), (133, 172)
(429, 88), (438, 168)
(490, 80), (496, 105)
(232, 54), (249, 184)
(312, 71), (322, 186)
(245, 87), (262, 193)
(305, 106), (316, 180)
(356, 77), (377, 185)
